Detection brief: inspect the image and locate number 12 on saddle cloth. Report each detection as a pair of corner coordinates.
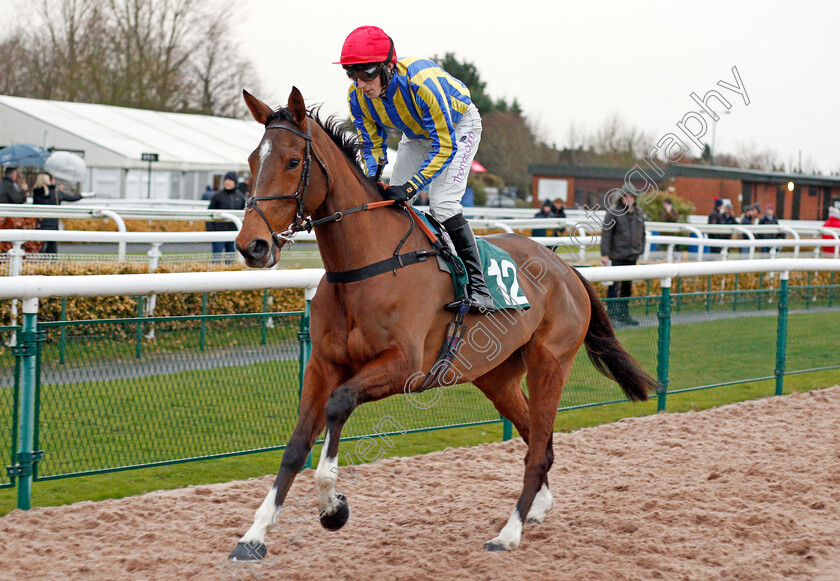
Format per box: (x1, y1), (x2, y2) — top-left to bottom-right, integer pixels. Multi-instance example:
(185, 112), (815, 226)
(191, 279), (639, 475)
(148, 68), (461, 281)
(420, 211), (531, 311)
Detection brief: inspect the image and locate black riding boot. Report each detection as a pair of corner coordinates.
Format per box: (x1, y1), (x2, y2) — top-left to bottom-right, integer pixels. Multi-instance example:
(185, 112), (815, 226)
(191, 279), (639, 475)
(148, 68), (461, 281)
(442, 214), (497, 313)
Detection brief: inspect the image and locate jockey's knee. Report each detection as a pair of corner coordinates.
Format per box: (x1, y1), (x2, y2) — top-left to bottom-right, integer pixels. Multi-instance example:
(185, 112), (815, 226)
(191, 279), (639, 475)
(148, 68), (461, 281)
(429, 199), (462, 223)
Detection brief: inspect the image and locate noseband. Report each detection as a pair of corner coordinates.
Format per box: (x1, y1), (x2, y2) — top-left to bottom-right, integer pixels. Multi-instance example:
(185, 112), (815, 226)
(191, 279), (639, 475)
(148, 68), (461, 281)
(244, 118), (330, 253)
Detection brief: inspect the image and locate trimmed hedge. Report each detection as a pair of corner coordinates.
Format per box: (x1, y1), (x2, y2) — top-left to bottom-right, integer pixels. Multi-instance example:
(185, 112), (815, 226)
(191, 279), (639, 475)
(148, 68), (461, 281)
(1, 261), (304, 325)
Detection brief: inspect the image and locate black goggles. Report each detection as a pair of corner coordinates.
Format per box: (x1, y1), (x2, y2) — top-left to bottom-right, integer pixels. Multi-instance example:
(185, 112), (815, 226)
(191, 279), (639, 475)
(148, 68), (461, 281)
(344, 63), (382, 82)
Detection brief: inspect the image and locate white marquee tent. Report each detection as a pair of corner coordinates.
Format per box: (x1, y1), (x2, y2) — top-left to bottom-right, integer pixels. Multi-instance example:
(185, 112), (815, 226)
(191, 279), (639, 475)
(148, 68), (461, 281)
(0, 95), (265, 199)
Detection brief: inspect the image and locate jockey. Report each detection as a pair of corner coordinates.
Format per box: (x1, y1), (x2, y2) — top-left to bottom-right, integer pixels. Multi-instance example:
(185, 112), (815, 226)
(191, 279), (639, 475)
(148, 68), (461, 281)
(335, 25), (496, 314)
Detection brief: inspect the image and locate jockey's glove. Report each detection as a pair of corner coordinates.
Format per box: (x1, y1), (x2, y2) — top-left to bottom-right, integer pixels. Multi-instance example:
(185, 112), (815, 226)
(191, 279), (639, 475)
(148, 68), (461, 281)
(383, 183), (416, 202)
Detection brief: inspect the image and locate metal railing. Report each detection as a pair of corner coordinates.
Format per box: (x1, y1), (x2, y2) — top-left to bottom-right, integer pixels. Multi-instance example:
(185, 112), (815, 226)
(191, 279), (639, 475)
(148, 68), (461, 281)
(1, 261), (839, 509)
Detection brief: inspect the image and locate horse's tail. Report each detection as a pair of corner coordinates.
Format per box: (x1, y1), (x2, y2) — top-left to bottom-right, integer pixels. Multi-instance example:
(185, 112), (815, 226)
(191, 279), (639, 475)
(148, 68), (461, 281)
(572, 268), (656, 402)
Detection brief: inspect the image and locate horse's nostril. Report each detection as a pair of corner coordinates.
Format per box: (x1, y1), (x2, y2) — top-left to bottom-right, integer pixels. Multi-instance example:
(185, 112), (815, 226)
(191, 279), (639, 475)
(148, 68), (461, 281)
(246, 239), (270, 260)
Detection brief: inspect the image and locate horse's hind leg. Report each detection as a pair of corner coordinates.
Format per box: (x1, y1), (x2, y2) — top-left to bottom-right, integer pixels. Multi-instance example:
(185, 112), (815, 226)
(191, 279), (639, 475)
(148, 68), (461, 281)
(484, 347), (573, 551)
(473, 351), (530, 445)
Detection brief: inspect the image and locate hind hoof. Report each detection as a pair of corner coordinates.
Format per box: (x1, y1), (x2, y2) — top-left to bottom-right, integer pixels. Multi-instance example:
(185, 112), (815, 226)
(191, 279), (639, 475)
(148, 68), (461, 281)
(320, 493), (350, 531)
(229, 541), (266, 561)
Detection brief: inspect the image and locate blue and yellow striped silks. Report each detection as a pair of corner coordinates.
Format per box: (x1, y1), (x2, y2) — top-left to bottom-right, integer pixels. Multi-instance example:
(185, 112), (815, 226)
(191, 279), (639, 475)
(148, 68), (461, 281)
(348, 57), (472, 190)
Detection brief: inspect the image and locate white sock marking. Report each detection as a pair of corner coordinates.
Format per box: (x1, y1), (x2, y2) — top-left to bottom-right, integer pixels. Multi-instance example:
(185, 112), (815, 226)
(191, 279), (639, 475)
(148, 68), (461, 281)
(488, 508), (523, 551)
(314, 433), (340, 513)
(239, 486), (277, 545)
(526, 483), (554, 523)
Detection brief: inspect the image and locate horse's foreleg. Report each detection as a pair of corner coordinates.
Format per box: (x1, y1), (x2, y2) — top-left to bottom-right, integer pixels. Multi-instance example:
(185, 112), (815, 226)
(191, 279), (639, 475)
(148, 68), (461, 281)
(313, 349), (407, 531)
(229, 359), (336, 561)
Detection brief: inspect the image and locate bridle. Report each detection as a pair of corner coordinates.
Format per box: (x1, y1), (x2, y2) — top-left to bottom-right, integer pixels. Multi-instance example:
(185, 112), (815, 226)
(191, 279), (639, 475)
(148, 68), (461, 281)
(243, 117), (331, 254)
(244, 116), (404, 262)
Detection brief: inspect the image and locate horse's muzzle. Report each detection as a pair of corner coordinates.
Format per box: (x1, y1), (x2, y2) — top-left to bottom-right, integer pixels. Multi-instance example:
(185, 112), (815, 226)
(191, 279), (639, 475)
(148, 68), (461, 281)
(235, 238), (275, 268)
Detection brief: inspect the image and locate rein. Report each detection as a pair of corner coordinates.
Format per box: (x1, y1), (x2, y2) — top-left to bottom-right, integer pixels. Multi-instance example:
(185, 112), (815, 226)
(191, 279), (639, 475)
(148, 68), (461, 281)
(246, 117), (453, 284)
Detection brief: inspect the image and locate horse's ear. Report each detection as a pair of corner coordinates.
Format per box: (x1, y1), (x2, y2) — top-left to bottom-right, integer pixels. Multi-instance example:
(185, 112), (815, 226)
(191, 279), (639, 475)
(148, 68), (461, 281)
(243, 90), (272, 125)
(288, 86), (307, 125)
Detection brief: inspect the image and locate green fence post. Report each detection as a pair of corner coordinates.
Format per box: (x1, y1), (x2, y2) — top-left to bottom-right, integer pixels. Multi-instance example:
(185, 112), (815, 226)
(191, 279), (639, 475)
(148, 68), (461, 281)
(135, 296), (144, 359)
(502, 417), (513, 441)
(200, 292), (208, 352)
(806, 271), (812, 309)
(59, 298), (67, 365)
(261, 290), (269, 346)
(10, 298), (44, 510)
(732, 273), (739, 312)
(656, 278), (672, 412)
(298, 288), (315, 470)
(675, 278), (682, 313)
(775, 272), (789, 397)
(705, 275), (712, 312)
(829, 272), (835, 308)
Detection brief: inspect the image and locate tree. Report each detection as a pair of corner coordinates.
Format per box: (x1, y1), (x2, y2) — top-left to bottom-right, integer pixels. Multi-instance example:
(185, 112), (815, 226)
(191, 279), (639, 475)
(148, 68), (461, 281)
(431, 53), (551, 198)
(479, 111), (558, 197)
(433, 52), (495, 115)
(0, 0), (260, 118)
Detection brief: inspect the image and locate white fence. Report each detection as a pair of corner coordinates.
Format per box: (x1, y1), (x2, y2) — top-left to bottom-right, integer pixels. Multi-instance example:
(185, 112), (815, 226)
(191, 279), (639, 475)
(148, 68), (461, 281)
(3, 259), (840, 304)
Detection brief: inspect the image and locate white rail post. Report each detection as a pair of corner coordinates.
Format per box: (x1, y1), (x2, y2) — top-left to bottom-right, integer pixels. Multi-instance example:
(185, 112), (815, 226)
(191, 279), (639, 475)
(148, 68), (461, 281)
(7, 242), (25, 344)
(95, 209), (128, 260)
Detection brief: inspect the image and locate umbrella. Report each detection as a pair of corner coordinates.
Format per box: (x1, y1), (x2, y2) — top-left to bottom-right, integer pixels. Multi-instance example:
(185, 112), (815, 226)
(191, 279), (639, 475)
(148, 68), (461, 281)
(44, 151), (87, 182)
(471, 160), (487, 173)
(0, 144), (50, 167)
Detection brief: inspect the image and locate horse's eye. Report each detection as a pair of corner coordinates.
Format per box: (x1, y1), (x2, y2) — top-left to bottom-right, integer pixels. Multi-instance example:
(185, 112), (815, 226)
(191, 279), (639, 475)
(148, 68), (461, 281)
(288, 158), (300, 170)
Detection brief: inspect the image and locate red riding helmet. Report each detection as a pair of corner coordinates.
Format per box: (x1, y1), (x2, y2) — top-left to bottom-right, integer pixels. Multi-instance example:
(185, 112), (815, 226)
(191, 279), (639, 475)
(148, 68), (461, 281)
(334, 26), (397, 66)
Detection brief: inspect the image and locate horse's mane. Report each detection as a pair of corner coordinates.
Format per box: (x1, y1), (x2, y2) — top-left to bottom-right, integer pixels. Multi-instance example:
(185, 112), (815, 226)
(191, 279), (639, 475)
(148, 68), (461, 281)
(265, 105), (371, 183)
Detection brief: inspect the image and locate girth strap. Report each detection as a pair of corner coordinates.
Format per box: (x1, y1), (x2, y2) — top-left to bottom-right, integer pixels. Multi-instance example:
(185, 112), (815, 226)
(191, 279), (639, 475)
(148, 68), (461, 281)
(325, 249), (436, 284)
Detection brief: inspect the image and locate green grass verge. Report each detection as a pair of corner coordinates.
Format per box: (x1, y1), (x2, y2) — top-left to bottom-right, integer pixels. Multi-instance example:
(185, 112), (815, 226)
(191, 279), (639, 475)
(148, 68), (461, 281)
(1, 369), (837, 517)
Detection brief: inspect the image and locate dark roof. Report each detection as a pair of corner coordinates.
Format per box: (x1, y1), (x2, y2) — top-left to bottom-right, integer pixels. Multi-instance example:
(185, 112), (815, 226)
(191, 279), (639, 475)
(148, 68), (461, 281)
(528, 165), (634, 180)
(529, 164), (840, 188)
(664, 164), (840, 187)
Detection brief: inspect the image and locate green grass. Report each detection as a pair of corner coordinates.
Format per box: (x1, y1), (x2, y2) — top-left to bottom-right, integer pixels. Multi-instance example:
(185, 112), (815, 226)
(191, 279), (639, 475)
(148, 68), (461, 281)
(0, 306), (838, 515)
(1, 370), (837, 516)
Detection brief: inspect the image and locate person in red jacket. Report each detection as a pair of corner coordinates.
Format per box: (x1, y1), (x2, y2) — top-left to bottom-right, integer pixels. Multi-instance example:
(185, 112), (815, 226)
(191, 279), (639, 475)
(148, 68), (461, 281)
(822, 206), (840, 256)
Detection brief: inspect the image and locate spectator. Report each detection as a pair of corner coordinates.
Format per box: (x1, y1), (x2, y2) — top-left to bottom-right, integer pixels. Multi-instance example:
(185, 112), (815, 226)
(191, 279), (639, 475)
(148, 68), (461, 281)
(208, 171), (246, 261)
(532, 199), (553, 237)
(237, 176), (251, 196)
(601, 188), (646, 326)
(32, 173), (83, 254)
(707, 198), (724, 253)
(550, 197), (567, 235)
(822, 206), (840, 257)
(659, 198), (679, 223)
(720, 203), (736, 224)
(758, 204), (782, 254)
(0, 166), (28, 204)
(740, 204), (756, 254)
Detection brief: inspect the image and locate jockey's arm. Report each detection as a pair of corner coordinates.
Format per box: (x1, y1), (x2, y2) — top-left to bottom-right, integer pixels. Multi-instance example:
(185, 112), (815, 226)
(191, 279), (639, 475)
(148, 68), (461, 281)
(349, 91), (388, 178)
(406, 84), (457, 191)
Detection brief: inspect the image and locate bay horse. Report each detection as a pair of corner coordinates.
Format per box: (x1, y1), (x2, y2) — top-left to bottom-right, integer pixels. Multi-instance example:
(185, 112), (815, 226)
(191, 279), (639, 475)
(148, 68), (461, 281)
(229, 87), (656, 560)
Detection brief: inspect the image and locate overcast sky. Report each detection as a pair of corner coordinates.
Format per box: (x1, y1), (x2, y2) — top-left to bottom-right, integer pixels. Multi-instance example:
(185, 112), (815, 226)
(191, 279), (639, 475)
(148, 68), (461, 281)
(2, 0), (837, 174)
(237, 0), (840, 174)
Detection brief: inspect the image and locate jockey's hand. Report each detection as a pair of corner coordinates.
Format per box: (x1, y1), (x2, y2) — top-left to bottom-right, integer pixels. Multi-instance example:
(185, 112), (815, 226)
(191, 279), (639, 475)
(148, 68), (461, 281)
(369, 180), (388, 196)
(383, 183), (416, 202)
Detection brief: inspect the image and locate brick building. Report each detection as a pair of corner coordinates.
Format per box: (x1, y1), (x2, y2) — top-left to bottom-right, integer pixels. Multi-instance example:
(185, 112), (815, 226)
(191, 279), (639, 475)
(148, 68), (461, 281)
(529, 164), (840, 221)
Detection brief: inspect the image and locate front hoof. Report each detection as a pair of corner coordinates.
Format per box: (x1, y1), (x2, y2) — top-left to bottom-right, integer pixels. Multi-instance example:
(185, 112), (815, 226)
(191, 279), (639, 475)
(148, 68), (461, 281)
(320, 493), (350, 531)
(229, 541), (266, 561)
(484, 540), (510, 552)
